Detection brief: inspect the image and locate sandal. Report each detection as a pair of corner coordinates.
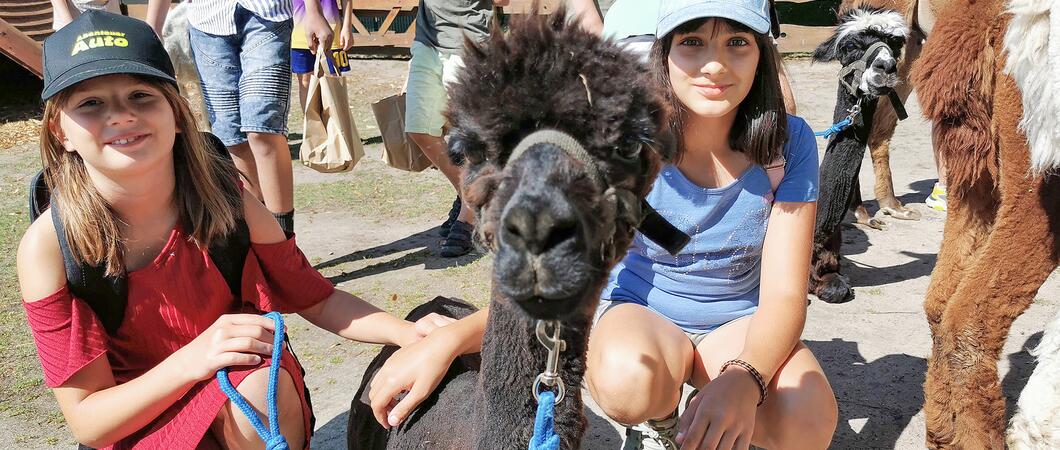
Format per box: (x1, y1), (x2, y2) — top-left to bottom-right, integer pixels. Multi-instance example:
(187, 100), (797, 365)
(440, 220), (475, 257)
(439, 196), (463, 237)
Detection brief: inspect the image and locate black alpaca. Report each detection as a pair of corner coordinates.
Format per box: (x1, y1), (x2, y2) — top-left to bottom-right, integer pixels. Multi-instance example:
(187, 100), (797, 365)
(346, 10), (671, 450)
(809, 6), (909, 303)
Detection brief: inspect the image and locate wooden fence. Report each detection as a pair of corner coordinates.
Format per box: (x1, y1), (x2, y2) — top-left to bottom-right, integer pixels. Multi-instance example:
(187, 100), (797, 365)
(1, 0), (839, 79)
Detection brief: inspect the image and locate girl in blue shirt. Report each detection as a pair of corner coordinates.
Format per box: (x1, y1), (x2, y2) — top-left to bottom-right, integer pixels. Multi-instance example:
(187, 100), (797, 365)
(366, 1), (837, 449)
(582, 1), (836, 448)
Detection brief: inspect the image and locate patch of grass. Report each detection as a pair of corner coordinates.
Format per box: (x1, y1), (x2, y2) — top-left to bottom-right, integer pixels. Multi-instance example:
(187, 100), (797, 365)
(0, 147), (68, 446)
(865, 287), (883, 296)
(294, 164), (451, 223)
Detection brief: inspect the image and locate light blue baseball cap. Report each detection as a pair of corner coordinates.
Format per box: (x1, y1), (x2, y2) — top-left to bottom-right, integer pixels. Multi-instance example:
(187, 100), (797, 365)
(656, 0), (772, 38)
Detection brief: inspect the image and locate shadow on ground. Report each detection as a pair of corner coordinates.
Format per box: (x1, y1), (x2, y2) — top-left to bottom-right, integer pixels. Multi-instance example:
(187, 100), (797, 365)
(316, 228), (484, 284)
(808, 338), (925, 449)
(312, 401), (622, 449)
(809, 331), (1042, 449)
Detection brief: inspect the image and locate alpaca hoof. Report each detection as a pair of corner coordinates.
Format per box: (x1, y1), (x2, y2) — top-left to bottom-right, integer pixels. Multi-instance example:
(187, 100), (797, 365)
(864, 217), (888, 230)
(817, 274), (855, 304)
(880, 205), (922, 221)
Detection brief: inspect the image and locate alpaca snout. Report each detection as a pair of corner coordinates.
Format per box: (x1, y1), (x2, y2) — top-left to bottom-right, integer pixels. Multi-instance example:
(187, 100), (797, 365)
(494, 191), (593, 319)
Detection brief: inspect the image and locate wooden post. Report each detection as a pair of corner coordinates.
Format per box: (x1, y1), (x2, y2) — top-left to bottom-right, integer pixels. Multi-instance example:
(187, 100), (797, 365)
(0, 17), (42, 78)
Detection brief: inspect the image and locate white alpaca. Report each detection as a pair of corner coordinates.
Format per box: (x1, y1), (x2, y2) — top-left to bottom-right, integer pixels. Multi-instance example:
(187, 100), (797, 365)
(161, 2), (210, 131)
(1008, 310), (1060, 448)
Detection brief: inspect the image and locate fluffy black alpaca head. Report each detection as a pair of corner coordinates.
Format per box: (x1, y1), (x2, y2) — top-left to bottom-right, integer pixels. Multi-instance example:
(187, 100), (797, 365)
(445, 10), (671, 320)
(813, 6), (909, 98)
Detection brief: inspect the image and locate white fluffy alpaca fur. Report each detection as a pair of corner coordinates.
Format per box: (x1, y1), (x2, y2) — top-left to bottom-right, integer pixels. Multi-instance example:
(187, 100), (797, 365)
(833, 9), (908, 50)
(161, 2), (210, 130)
(1003, 0), (1060, 174)
(1009, 310), (1060, 448)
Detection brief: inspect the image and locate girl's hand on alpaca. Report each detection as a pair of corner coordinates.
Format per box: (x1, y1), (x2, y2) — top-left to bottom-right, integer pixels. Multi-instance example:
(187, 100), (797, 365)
(413, 313), (456, 338)
(677, 367), (760, 450)
(172, 314), (276, 383)
(368, 330), (461, 429)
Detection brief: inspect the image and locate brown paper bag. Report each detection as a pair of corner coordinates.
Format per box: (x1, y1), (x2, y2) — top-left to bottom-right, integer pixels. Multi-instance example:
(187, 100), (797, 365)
(371, 92), (434, 172)
(301, 49), (363, 173)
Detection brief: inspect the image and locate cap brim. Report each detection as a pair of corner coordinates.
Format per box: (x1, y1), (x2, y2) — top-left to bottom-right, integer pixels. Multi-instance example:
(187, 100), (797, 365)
(42, 59), (176, 100)
(657, 3), (771, 38)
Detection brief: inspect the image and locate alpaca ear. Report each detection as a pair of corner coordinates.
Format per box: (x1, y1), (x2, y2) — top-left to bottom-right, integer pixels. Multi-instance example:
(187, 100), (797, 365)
(813, 34), (839, 62)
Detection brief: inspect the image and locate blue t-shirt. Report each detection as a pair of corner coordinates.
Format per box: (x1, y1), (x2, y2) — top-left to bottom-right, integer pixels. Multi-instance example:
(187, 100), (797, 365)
(601, 115), (820, 333)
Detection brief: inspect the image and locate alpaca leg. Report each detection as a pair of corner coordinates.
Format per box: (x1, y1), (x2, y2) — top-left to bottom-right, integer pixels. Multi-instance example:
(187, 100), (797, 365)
(931, 76), (1060, 447)
(852, 180), (887, 230)
(809, 225), (854, 304)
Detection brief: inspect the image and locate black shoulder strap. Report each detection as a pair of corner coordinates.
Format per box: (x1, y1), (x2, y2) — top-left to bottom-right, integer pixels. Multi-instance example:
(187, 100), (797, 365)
(51, 200), (129, 335)
(29, 171), (50, 223)
(208, 219), (250, 301)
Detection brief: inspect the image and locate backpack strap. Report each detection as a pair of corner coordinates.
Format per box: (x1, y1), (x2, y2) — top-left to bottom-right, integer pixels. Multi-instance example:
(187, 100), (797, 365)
(764, 155), (786, 197)
(208, 219), (250, 300)
(51, 199), (129, 335)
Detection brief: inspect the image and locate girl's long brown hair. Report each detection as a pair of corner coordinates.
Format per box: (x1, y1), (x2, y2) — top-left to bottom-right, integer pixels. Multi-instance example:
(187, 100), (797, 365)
(650, 17), (788, 166)
(40, 76), (243, 276)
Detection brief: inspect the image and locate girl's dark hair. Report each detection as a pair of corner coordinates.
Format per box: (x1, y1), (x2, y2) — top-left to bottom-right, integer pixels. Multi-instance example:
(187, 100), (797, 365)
(650, 17), (788, 166)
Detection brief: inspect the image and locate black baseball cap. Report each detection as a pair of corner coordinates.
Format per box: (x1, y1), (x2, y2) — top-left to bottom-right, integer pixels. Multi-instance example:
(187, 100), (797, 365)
(41, 10), (176, 100)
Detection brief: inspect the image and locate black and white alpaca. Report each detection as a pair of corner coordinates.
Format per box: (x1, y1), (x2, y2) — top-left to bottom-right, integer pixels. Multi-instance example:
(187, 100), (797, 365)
(346, 10), (671, 450)
(809, 6), (910, 304)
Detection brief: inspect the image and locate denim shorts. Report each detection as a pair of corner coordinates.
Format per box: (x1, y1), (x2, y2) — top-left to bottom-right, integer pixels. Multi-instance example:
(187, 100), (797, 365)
(189, 5), (293, 146)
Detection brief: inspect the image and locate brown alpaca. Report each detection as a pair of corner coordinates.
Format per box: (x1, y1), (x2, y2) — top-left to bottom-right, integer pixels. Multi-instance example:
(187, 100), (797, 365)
(912, 0), (1060, 448)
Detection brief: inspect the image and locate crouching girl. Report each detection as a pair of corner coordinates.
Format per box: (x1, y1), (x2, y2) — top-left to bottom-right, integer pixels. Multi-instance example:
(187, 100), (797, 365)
(17, 11), (447, 449)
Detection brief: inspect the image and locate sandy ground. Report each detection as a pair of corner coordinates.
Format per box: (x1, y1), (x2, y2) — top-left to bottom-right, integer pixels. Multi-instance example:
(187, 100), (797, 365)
(1, 58), (1056, 449)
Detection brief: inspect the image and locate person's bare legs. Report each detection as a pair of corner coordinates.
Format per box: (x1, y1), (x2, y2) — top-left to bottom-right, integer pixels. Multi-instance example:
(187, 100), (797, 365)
(211, 368), (306, 449)
(245, 132), (295, 214)
(227, 142), (264, 200)
(296, 72), (312, 115)
(586, 303), (694, 424)
(689, 317), (838, 449)
(407, 132), (474, 224)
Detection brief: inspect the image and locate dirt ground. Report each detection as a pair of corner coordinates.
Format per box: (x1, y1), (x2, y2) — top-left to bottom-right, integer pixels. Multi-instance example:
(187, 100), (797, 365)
(1, 57), (1057, 449)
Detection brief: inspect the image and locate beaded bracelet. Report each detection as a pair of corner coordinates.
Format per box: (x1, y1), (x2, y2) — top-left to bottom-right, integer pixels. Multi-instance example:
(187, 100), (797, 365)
(721, 359), (768, 406)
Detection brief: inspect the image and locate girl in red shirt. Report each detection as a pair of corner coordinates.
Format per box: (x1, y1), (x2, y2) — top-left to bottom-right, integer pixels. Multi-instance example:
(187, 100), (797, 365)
(18, 11), (449, 449)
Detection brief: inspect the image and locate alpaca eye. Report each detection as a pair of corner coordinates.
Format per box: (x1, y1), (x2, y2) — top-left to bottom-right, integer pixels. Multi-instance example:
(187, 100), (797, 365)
(615, 144), (641, 161)
(843, 42), (858, 51)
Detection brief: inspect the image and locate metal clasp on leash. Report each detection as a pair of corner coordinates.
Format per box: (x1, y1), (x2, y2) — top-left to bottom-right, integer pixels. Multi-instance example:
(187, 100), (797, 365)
(532, 320), (567, 404)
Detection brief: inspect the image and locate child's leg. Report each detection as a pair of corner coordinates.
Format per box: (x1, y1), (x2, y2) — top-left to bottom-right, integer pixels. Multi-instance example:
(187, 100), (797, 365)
(690, 317), (838, 449)
(211, 368), (307, 450)
(237, 14), (295, 218)
(586, 303), (695, 424)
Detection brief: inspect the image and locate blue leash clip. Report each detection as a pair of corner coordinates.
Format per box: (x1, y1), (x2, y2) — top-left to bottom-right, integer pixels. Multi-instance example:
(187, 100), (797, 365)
(216, 311), (290, 450)
(814, 103), (862, 139)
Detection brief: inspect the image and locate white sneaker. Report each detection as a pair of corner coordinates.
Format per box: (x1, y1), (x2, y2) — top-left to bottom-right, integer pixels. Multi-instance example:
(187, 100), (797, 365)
(622, 410), (679, 450)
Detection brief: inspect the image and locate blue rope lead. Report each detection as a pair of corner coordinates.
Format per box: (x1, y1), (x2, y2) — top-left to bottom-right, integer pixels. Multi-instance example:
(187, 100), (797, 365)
(814, 117), (853, 139)
(216, 312), (289, 450)
(529, 390), (561, 450)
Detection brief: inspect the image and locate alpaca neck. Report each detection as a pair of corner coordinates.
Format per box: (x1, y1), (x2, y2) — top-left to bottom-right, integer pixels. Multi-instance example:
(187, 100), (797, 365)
(474, 285), (598, 450)
(813, 86), (881, 244)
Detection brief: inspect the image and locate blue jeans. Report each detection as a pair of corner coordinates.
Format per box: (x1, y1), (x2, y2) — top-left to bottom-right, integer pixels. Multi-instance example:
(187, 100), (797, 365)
(189, 5), (292, 146)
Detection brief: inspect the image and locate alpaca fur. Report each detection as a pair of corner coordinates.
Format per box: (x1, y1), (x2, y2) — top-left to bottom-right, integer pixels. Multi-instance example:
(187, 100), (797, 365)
(1003, 0), (1060, 175)
(912, 0), (1060, 447)
(346, 11), (669, 450)
(809, 5), (909, 304)
(1009, 311), (1060, 448)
